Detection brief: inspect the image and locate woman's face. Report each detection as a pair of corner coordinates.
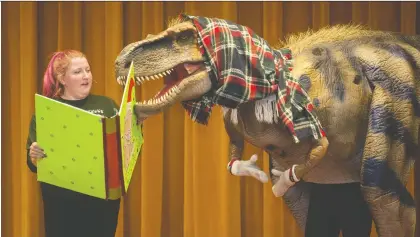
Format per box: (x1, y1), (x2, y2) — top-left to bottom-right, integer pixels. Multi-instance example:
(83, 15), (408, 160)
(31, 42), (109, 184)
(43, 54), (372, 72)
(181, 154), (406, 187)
(61, 57), (93, 100)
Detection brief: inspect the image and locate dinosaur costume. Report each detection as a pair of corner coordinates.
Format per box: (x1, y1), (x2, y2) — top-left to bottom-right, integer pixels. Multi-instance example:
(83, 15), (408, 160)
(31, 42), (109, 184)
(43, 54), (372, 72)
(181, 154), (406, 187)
(114, 14), (420, 237)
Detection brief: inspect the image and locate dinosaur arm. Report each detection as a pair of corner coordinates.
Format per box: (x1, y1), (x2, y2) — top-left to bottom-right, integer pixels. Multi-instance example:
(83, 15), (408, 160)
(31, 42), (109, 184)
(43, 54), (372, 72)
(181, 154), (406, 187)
(294, 136), (329, 180)
(228, 134), (244, 161)
(223, 114), (244, 162)
(271, 137), (329, 197)
(223, 109), (268, 183)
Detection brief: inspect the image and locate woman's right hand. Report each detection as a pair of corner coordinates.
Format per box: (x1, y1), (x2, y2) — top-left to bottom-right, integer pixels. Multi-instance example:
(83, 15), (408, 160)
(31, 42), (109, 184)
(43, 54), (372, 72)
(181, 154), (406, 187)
(29, 142), (46, 167)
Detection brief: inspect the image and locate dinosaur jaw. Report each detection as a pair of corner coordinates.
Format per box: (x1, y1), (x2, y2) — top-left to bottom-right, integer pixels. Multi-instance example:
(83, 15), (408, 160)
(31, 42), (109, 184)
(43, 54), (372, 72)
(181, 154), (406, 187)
(117, 61), (211, 117)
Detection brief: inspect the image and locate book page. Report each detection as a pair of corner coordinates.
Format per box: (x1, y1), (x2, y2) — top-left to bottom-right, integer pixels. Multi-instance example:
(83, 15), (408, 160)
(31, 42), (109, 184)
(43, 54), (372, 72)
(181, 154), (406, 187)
(35, 94), (107, 199)
(119, 62), (144, 193)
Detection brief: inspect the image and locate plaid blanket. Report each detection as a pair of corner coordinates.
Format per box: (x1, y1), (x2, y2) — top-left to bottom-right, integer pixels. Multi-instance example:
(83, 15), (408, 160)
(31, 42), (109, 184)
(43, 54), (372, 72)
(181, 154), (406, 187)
(180, 14), (326, 143)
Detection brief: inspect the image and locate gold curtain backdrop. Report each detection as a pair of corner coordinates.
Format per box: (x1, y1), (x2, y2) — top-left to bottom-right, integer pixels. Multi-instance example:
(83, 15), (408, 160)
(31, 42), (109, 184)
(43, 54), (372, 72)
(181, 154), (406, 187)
(2, 1), (419, 237)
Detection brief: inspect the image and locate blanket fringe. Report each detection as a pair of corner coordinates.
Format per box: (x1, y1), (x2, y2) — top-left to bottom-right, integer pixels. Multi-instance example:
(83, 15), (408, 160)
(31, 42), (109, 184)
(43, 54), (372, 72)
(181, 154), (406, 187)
(222, 95), (279, 125)
(221, 107), (238, 125)
(255, 94), (279, 124)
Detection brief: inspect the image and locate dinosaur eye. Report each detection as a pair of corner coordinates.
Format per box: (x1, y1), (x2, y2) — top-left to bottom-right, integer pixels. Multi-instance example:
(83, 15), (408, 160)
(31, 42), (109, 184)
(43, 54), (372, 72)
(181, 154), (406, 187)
(124, 61), (131, 68)
(177, 32), (191, 42)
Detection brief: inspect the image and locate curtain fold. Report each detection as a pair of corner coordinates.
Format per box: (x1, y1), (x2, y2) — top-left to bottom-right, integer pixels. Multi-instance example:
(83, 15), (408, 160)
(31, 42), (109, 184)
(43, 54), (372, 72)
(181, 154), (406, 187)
(2, 2), (419, 237)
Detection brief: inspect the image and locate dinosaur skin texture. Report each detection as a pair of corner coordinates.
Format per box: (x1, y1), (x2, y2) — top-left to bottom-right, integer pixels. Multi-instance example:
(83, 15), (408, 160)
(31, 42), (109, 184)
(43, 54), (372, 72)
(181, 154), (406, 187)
(115, 16), (420, 237)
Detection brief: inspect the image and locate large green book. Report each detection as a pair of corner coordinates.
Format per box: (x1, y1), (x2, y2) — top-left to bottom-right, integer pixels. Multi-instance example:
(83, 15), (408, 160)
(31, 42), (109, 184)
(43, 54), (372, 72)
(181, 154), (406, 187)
(35, 62), (143, 200)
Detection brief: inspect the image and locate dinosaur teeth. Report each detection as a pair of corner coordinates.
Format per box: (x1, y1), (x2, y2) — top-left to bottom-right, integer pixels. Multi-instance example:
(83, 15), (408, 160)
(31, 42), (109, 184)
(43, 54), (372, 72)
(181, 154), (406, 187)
(169, 88), (175, 95)
(173, 85), (180, 94)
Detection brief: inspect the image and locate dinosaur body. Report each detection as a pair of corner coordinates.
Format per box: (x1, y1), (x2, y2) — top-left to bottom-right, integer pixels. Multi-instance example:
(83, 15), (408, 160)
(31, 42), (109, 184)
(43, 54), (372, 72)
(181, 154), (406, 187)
(279, 28), (420, 236)
(115, 15), (420, 237)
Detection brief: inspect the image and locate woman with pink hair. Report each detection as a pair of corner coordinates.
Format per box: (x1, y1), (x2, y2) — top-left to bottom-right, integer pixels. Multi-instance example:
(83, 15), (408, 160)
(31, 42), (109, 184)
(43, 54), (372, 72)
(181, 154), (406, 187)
(26, 50), (121, 237)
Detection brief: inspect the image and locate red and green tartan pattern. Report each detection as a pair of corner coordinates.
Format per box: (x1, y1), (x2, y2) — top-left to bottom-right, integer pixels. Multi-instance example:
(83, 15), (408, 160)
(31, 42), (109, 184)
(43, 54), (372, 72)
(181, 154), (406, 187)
(180, 14), (326, 143)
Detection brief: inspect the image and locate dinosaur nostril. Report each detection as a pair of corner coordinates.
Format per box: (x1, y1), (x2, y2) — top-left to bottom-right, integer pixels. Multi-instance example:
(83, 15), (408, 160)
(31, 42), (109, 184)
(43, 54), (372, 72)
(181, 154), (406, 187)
(124, 61), (131, 68)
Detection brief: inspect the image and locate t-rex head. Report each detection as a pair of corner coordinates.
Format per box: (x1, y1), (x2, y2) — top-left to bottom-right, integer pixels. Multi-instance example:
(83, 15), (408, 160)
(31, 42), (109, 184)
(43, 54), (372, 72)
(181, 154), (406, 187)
(115, 14), (293, 125)
(114, 16), (212, 120)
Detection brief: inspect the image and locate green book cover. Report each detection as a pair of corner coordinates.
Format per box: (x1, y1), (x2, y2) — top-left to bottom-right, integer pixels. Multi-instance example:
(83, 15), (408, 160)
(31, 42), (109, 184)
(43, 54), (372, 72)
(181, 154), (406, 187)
(35, 62), (143, 199)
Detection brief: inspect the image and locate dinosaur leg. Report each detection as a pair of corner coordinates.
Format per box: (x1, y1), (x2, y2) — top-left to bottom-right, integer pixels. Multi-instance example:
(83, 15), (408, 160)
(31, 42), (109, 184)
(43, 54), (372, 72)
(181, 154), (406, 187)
(361, 143), (416, 236)
(360, 87), (417, 237)
(283, 182), (312, 232)
(352, 39), (420, 236)
(269, 157), (312, 232)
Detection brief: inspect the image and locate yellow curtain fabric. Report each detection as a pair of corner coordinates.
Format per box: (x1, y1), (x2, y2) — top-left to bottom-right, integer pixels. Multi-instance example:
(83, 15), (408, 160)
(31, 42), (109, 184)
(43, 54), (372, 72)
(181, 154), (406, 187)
(2, 2), (419, 237)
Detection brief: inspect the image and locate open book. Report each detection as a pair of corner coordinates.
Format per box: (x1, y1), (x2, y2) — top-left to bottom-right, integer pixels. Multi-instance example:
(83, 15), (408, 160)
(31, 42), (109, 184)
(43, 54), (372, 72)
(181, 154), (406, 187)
(35, 62), (143, 200)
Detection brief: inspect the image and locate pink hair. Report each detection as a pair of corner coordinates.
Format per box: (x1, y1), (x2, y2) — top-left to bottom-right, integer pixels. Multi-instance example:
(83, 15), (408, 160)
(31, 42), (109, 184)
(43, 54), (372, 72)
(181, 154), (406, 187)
(42, 50), (86, 98)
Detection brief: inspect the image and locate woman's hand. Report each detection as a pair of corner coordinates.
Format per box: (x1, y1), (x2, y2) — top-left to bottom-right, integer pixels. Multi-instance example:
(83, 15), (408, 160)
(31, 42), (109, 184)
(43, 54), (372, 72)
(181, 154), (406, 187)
(29, 142), (46, 167)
